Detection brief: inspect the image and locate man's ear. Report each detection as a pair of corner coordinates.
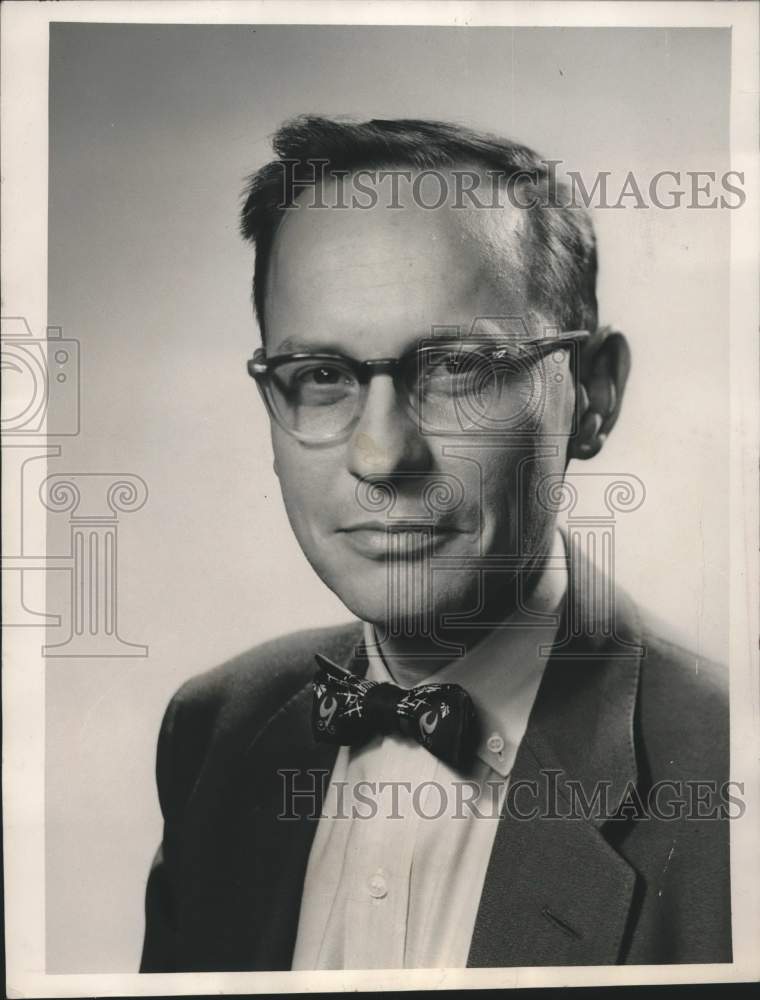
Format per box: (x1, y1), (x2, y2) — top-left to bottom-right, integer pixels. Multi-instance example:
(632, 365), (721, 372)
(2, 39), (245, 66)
(568, 327), (631, 460)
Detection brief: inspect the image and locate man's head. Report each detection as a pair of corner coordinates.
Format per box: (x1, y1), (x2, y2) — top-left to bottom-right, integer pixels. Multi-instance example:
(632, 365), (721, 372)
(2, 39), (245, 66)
(240, 116), (629, 630)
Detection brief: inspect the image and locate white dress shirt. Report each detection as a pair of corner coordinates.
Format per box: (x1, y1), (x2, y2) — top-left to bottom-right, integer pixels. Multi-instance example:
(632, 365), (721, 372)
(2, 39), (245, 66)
(291, 531), (568, 970)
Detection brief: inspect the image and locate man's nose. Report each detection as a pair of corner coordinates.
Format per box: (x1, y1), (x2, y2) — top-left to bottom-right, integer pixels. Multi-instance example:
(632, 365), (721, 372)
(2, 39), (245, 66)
(346, 375), (433, 479)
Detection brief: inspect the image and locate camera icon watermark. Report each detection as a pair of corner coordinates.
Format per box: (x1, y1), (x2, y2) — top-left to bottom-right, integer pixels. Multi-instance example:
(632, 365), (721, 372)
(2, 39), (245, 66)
(1, 316), (80, 437)
(2, 315), (148, 655)
(415, 317), (585, 439)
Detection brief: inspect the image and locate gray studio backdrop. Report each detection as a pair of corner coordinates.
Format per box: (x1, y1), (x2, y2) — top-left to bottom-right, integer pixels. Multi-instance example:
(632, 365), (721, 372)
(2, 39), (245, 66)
(45, 24), (729, 971)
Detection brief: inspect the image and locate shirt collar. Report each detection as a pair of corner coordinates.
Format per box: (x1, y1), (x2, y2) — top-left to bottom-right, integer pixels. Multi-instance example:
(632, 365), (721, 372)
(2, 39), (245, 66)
(362, 529), (568, 777)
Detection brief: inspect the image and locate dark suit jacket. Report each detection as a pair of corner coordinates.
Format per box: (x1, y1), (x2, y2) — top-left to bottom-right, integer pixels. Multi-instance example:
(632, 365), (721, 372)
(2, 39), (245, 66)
(140, 550), (732, 971)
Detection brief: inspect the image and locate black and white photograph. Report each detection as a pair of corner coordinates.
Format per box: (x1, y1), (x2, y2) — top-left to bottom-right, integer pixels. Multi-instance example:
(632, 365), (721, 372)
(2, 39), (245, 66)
(2, 1), (759, 995)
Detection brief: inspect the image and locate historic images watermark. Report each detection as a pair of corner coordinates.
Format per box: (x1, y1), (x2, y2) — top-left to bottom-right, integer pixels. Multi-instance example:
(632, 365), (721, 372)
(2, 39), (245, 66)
(1, 316), (149, 655)
(271, 160), (747, 212)
(277, 768), (746, 823)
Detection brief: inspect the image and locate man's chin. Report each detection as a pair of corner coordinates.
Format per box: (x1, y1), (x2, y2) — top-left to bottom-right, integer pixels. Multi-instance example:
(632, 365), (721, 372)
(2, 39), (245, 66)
(321, 573), (479, 634)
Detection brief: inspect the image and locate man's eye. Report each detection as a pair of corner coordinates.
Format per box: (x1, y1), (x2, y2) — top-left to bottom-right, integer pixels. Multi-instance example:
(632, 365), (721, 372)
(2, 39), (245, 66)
(426, 352), (474, 378)
(281, 362), (358, 408)
(296, 365), (350, 386)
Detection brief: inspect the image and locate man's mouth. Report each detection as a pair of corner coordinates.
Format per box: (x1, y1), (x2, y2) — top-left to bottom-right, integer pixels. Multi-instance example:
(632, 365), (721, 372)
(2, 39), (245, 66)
(337, 520), (460, 560)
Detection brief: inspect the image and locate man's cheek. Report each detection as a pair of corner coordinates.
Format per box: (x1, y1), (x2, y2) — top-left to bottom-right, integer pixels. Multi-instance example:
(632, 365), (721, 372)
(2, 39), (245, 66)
(504, 444), (560, 541)
(274, 449), (326, 523)
(281, 462), (328, 509)
(469, 451), (516, 545)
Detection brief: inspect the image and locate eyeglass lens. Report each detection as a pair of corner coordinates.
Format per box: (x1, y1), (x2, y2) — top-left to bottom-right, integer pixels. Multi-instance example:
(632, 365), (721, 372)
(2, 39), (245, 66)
(265, 343), (557, 440)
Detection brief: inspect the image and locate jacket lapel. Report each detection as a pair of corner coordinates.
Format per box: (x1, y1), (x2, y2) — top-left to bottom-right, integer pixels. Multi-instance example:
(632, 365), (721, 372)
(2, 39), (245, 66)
(468, 548), (644, 967)
(240, 630), (369, 970)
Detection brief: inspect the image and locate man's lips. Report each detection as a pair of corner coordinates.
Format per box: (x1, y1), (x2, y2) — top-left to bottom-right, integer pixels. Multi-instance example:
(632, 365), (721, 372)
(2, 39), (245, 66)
(336, 521), (461, 559)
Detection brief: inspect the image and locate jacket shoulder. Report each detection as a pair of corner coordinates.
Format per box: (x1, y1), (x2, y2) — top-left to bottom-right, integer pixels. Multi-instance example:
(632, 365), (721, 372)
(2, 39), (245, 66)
(635, 606), (729, 781)
(153, 621), (362, 819)
(170, 619), (363, 732)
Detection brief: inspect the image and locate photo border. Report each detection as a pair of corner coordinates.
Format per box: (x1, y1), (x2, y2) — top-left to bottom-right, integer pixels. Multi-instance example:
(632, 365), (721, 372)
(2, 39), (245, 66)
(2, 1), (758, 995)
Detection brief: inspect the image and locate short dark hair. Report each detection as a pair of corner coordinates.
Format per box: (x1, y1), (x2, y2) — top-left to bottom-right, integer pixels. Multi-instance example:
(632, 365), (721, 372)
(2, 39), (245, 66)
(240, 115), (598, 339)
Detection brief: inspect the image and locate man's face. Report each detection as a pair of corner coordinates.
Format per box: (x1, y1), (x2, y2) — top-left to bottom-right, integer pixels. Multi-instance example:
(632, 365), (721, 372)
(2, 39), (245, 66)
(262, 179), (576, 628)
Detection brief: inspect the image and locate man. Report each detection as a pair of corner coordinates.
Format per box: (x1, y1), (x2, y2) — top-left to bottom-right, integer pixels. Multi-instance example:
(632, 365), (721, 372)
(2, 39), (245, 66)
(140, 117), (731, 971)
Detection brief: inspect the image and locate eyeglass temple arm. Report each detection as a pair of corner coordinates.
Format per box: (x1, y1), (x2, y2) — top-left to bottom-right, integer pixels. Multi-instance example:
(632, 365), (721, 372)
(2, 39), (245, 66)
(247, 329), (592, 374)
(520, 329), (591, 347)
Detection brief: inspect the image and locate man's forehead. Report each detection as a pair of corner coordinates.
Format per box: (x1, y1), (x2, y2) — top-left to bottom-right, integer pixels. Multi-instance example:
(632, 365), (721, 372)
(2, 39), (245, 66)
(267, 170), (532, 311)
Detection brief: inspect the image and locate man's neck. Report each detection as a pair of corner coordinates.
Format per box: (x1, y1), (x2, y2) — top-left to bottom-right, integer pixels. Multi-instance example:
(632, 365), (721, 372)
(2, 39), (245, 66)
(373, 532), (562, 688)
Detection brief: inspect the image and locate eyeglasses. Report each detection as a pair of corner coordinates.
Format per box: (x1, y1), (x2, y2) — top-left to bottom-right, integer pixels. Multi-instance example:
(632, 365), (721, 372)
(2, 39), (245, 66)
(247, 330), (590, 443)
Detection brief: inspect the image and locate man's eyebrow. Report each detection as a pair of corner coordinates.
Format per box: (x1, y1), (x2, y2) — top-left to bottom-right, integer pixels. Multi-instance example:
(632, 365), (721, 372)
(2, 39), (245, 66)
(460, 318), (534, 341)
(271, 338), (354, 355)
(424, 327), (531, 350)
(271, 334), (450, 356)
(271, 326), (530, 357)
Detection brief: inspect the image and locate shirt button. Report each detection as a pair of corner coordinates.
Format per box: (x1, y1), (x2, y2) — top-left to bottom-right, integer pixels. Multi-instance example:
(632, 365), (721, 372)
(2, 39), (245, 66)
(487, 733), (505, 754)
(368, 870), (388, 899)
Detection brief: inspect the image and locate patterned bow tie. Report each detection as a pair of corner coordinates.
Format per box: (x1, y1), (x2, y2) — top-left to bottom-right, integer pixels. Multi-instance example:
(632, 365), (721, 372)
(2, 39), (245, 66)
(311, 653), (479, 769)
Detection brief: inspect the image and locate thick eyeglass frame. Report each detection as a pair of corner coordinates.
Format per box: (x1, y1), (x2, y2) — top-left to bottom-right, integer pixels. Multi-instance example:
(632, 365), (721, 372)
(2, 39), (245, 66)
(247, 329), (591, 443)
